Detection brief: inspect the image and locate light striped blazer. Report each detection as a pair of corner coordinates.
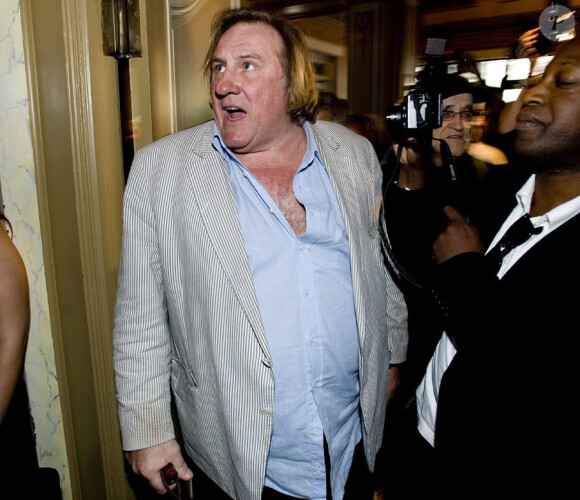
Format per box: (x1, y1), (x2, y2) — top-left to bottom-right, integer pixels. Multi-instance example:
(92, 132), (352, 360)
(113, 120), (408, 500)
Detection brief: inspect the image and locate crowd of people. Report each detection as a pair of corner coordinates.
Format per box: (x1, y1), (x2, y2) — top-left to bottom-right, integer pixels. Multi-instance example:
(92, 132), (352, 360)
(375, 22), (579, 498)
(4, 5), (578, 500)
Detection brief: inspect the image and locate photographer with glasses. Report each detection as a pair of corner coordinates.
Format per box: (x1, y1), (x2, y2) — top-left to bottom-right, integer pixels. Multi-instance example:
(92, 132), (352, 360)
(377, 71), (528, 497)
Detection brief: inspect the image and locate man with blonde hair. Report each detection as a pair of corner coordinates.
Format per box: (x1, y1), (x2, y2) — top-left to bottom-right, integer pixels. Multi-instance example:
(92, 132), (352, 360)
(114, 8), (407, 500)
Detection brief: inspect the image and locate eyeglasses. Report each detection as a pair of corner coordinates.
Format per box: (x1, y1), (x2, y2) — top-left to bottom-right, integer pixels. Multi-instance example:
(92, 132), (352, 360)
(441, 109), (474, 121)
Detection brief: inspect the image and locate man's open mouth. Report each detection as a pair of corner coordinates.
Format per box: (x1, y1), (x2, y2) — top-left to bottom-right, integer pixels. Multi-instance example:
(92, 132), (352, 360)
(225, 107), (246, 120)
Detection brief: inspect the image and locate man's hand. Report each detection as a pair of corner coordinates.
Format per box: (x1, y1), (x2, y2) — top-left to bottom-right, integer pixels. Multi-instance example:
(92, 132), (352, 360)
(515, 27), (540, 59)
(433, 205), (483, 264)
(392, 142), (428, 190)
(387, 365), (401, 403)
(125, 439), (193, 494)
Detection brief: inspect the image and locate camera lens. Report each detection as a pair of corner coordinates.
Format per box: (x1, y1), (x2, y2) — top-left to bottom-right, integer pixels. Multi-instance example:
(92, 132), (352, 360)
(386, 105), (405, 142)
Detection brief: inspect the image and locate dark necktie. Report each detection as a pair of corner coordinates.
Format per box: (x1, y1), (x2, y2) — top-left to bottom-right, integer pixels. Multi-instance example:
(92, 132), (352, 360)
(486, 214), (543, 273)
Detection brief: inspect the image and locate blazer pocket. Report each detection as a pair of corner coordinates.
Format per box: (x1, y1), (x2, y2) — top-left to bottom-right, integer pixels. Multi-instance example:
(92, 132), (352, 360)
(170, 357), (197, 391)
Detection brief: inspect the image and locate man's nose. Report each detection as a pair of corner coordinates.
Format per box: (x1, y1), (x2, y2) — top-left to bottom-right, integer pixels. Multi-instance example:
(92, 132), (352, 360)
(450, 113), (465, 129)
(521, 81), (547, 106)
(214, 70), (241, 97)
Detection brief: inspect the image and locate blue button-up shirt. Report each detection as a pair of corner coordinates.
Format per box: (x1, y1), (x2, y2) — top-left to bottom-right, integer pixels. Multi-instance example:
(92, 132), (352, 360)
(213, 122), (361, 499)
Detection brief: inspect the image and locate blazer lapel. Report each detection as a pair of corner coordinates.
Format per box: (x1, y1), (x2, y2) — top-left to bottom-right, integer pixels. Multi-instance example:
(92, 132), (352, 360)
(313, 125), (371, 347)
(183, 125), (269, 356)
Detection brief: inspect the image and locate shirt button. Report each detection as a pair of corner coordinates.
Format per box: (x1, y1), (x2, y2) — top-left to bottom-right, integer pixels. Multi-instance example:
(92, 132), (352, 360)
(260, 409), (272, 417)
(304, 289), (310, 296)
(313, 429), (319, 436)
(269, 208), (274, 214)
(261, 358), (272, 368)
(316, 470), (322, 476)
(310, 337), (315, 343)
(299, 244), (304, 251)
(314, 462), (321, 468)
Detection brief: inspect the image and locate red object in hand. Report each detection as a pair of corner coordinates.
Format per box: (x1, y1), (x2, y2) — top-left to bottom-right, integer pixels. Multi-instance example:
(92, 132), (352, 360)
(162, 463), (178, 486)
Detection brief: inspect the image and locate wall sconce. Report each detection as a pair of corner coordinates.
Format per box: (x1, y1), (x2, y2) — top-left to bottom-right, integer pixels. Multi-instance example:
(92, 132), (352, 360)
(102, 0), (142, 58)
(101, 0), (142, 181)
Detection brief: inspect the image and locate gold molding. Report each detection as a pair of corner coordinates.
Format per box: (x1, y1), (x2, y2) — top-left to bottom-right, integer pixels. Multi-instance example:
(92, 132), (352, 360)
(21, 0), (132, 498)
(60, 0), (130, 498)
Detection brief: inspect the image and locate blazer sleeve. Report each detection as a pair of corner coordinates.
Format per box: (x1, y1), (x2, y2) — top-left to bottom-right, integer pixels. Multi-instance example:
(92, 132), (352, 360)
(113, 148), (176, 451)
(369, 142), (408, 364)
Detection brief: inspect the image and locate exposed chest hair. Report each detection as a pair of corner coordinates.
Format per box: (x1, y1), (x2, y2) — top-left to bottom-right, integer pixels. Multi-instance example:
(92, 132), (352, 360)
(248, 164), (306, 237)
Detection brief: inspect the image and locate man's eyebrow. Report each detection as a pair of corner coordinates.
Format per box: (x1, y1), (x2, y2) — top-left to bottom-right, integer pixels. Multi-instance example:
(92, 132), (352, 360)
(237, 52), (265, 62)
(211, 52), (265, 65)
(443, 103), (472, 110)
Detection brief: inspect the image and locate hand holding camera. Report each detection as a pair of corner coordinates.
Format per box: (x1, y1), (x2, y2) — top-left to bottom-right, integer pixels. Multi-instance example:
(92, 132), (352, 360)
(391, 141), (429, 190)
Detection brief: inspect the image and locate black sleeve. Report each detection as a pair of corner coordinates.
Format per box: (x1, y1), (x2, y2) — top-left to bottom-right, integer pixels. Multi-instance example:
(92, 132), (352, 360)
(433, 252), (540, 362)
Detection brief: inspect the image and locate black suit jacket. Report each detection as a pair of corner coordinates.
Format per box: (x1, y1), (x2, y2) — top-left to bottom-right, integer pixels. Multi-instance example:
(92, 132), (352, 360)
(432, 208), (580, 496)
(382, 153), (529, 399)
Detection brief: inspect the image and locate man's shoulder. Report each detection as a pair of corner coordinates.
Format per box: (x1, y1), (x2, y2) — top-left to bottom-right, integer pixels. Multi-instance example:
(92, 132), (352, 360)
(311, 120), (371, 150)
(137, 121), (214, 158)
(127, 121), (218, 186)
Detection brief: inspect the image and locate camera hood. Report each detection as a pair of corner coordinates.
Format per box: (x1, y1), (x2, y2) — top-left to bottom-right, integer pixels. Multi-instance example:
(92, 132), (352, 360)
(418, 72), (489, 103)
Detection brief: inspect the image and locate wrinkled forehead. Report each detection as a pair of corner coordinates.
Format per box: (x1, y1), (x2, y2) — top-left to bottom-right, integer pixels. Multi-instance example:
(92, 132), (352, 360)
(442, 92), (473, 108)
(215, 21), (283, 57)
(550, 38), (580, 68)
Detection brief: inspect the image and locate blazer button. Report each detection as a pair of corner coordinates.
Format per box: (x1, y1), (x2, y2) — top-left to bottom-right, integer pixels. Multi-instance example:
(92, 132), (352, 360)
(260, 409), (273, 417)
(261, 358), (272, 368)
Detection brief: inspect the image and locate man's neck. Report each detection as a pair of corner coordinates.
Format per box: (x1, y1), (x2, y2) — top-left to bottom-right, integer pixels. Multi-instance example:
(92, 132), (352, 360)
(530, 168), (580, 216)
(237, 122), (307, 172)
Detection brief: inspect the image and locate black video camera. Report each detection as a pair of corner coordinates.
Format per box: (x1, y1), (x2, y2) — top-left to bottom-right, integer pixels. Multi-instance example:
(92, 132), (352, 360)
(386, 91), (442, 144)
(386, 39), (451, 145)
